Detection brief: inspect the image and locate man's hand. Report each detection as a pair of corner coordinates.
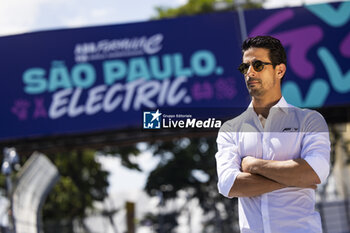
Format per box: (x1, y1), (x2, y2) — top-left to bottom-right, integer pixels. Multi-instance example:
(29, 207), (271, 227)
(229, 156), (319, 197)
(241, 156), (258, 173)
(241, 156), (320, 188)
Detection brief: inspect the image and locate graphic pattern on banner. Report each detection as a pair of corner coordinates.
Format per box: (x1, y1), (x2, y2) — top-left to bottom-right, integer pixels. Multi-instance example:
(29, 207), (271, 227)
(245, 1), (350, 108)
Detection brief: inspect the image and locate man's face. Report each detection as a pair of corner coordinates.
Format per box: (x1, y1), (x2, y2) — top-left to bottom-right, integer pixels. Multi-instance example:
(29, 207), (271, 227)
(242, 47), (281, 98)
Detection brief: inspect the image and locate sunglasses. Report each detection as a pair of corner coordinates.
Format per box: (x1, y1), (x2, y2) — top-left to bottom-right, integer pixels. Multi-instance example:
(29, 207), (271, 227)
(238, 60), (273, 75)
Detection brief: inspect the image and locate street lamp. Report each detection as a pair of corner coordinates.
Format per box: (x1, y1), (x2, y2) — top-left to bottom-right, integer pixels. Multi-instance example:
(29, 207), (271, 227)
(2, 147), (20, 233)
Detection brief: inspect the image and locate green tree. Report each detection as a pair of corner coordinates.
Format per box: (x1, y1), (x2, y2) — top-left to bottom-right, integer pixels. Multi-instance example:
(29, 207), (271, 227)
(42, 146), (141, 232)
(143, 137), (238, 232)
(42, 149), (108, 232)
(153, 0), (263, 19)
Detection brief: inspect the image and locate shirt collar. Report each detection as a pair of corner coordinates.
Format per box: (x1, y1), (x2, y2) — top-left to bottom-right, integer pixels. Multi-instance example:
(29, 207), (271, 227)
(274, 96), (289, 114)
(247, 96), (289, 114)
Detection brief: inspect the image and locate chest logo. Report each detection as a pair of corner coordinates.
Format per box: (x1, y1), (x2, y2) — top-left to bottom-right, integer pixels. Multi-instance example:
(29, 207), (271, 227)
(282, 127), (298, 132)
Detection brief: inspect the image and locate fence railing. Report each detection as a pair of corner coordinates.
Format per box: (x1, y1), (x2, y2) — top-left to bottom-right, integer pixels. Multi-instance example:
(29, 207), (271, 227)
(317, 199), (350, 233)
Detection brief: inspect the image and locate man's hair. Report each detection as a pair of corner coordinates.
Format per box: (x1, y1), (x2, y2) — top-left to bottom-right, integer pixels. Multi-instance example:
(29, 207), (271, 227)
(241, 35), (287, 68)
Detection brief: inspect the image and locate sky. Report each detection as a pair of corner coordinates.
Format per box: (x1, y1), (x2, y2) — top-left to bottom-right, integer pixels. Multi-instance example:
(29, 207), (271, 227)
(96, 149), (159, 194)
(0, 0), (346, 194)
(0, 0), (345, 37)
(0, 0), (187, 36)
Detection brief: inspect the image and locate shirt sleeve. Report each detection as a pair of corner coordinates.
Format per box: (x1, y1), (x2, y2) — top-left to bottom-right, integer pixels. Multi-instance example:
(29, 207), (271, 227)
(215, 121), (242, 198)
(301, 111), (330, 184)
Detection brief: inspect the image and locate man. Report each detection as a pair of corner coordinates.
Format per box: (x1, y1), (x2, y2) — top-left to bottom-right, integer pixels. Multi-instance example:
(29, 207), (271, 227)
(215, 36), (330, 233)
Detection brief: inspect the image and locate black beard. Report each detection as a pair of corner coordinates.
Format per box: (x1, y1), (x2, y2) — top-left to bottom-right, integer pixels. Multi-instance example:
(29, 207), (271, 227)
(246, 78), (264, 97)
(248, 87), (265, 97)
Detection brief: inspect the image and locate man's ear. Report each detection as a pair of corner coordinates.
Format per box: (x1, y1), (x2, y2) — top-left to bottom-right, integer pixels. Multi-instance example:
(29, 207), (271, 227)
(276, 63), (286, 79)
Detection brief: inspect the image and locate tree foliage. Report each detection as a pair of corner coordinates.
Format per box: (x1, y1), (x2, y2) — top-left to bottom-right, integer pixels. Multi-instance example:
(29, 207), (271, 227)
(153, 0), (263, 19)
(42, 146), (141, 232)
(144, 137), (239, 232)
(43, 150), (108, 221)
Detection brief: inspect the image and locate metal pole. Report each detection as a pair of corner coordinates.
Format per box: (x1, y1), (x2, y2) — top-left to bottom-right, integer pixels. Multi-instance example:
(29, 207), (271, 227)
(187, 194), (192, 233)
(6, 174), (15, 233)
(157, 191), (164, 233)
(2, 147), (19, 233)
(236, 0), (248, 43)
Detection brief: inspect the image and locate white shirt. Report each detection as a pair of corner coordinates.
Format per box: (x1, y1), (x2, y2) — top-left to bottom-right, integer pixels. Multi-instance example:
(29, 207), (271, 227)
(215, 97), (330, 233)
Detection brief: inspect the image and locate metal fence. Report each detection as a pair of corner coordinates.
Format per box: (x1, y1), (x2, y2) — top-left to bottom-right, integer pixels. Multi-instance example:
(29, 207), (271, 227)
(317, 200), (350, 233)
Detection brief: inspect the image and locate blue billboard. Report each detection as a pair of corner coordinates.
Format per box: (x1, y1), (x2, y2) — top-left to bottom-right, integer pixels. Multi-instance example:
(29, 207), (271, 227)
(0, 1), (349, 141)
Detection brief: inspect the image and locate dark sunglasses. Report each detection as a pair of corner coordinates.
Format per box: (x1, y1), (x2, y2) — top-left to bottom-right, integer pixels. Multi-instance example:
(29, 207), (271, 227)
(238, 60), (273, 75)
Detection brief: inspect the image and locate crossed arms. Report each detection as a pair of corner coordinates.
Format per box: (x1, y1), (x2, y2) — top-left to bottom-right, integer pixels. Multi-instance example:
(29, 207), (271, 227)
(229, 157), (320, 198)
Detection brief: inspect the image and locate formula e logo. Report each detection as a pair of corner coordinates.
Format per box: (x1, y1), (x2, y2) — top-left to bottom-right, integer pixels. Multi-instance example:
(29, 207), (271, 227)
(143, 109), (162, 129)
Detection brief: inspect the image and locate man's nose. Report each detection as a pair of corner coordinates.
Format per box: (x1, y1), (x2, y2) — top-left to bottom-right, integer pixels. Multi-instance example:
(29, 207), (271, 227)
(246, 65), (256, 77)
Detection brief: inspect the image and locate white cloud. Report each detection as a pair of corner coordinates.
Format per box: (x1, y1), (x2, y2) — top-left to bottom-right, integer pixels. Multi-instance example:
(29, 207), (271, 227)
(175, 0), (188, 5)
(0, 0), (45, 35)
(91, 8), (111, 18)
(63, 16), (89, 28)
